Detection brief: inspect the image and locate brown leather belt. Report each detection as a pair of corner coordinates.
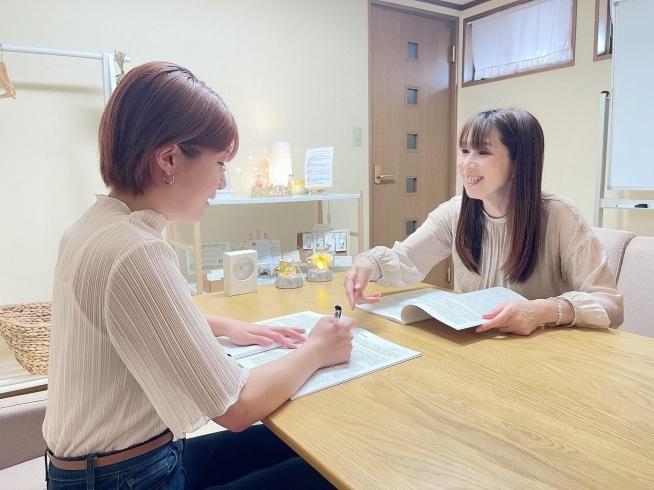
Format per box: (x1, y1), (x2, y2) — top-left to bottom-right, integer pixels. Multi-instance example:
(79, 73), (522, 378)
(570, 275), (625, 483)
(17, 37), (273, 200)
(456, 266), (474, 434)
(48, 431), (174, 471)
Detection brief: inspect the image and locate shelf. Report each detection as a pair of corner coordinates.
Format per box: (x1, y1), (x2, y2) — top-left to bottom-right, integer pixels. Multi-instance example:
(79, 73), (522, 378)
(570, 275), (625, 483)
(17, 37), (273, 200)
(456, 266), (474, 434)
(0, 359), (47, 398)
(600, 199), (654, 209)
(207, 193), (360, 205)
(187, 268), (353, 295)
(170, 190), (364, 295)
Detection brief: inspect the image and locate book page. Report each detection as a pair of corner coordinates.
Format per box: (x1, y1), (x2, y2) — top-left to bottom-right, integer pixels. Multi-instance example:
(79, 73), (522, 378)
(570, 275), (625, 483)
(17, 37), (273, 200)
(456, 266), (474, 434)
(406, 287), (526, 330)
(217, 311), (325, 359)
(236, 325), (421, 399)
(357, 289), (454, 324)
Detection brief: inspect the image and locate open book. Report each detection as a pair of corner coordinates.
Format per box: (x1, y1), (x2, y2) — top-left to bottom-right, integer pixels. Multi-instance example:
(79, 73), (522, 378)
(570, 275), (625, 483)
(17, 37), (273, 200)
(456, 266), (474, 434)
(357, 287), (526, 330)
(217, 311), (420, 400)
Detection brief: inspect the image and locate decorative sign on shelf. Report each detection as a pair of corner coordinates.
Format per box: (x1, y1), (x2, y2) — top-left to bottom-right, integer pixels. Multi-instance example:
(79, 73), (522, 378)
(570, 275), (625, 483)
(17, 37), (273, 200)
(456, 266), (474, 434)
(186, 242), (230, 275)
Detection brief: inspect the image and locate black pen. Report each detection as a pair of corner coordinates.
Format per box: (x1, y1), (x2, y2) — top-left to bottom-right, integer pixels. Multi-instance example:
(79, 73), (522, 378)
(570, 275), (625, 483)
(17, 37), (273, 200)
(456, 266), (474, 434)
(334, 305), (342, 324)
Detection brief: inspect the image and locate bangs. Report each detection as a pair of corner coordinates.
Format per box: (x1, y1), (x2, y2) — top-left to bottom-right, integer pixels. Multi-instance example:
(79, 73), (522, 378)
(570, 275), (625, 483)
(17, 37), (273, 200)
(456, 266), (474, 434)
(178, 87), (240, 162)
(458, 111), (497, 150)
(202, 92), (240, 162)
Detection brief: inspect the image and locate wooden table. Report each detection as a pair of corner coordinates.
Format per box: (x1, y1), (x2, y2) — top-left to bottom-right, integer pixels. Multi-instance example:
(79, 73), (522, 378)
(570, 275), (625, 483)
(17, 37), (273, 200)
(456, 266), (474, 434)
(193, 273), (654, 490)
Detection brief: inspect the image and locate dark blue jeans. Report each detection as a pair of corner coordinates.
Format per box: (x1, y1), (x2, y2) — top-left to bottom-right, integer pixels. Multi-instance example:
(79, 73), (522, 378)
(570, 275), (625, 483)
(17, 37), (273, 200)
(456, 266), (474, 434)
(46, 425), (335, 490)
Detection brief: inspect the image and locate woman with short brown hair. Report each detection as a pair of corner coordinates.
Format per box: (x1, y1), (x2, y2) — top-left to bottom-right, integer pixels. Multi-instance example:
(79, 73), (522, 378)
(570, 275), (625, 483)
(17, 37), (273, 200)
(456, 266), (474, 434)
(43, 61), (352, 489)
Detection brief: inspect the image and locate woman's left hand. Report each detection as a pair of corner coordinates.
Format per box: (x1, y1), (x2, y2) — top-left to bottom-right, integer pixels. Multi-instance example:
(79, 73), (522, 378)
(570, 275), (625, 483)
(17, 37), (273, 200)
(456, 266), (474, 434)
(206, 316), (306, 348)
(476, 300), (549, 336)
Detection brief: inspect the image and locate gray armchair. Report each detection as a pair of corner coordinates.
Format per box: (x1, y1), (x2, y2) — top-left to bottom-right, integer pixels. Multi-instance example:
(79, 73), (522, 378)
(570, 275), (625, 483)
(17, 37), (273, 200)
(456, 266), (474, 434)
(591, 226), (635, 281)
(617, 236), (654, 338)
(0, 391), (47, 490)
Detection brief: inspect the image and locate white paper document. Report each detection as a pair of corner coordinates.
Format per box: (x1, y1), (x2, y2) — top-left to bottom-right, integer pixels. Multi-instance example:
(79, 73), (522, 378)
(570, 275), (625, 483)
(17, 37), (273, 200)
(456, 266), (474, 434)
(219, 311), (421, 399)
(282, 250), (301, 262)
(357, 287), (526, 330)
(269, 240), (282, 263)
(186, 242), (231, 275)
(216, 311), (322, 359)
(333, 255), (353, 267)
(305, 147), (334, 188)
(248, 240), (272, 265)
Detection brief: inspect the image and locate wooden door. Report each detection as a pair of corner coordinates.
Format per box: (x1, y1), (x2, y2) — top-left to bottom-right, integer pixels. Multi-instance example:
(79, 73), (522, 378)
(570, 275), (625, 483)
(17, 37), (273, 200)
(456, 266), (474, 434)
(370, 3), (456, 288)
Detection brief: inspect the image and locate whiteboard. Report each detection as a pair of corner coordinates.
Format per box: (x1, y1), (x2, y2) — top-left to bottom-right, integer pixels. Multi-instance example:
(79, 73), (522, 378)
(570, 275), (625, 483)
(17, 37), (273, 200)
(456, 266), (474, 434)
(608, 0), (654, 189)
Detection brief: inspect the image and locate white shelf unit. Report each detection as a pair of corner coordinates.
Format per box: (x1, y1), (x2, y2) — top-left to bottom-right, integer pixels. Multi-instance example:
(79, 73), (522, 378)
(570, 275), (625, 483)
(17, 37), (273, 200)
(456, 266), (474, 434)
(167, 191), (365, 294)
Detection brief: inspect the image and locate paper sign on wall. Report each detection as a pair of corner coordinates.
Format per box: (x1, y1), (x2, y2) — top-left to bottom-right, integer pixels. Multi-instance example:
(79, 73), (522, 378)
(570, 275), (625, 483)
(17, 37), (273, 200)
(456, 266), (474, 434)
(305, 147), (334, 189)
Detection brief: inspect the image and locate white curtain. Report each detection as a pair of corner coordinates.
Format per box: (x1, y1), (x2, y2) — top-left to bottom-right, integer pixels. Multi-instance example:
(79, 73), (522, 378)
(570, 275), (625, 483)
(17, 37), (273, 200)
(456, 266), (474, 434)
(471, 0), (574, 81)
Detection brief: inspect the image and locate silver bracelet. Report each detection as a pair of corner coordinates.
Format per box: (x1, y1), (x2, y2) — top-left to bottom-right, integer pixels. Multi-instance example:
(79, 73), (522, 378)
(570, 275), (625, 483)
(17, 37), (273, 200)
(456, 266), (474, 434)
(354, 253), (379, 280)
(547, 297), (563, 326)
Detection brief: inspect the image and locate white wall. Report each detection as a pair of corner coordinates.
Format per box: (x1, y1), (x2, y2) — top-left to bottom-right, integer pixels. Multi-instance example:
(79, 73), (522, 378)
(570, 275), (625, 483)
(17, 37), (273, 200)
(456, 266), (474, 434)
(0, 0), (370, 307)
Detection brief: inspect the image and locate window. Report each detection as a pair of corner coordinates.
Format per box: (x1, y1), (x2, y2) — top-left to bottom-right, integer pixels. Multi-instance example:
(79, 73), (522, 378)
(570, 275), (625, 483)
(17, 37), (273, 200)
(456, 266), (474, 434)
(463, 0), (577, 86)
(594, 0), (612, 60)
(407, 42), (419, 60)
(406, 87), (418, 105)
(406, 133), (418, 150)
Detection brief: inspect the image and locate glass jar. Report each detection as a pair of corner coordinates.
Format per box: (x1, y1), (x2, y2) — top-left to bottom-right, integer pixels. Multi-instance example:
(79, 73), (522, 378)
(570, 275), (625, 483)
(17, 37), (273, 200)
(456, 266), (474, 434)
(309, 246), (333, 271)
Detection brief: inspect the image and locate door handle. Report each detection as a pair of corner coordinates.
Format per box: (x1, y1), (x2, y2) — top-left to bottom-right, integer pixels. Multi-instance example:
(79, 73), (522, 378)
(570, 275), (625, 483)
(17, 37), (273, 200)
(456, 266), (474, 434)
(374, 164), (396, 184)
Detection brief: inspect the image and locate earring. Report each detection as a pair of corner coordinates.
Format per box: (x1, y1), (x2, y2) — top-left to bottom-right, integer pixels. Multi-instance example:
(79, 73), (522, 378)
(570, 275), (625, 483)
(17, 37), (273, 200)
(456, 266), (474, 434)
(163, 173), (175, 185)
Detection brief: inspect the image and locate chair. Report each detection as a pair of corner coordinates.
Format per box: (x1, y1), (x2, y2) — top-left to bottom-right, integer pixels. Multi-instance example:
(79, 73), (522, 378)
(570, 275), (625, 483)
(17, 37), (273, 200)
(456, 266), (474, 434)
(0, 391), (47, 490)
(617, 236), (654, 338)
(591, 227), (635, 281)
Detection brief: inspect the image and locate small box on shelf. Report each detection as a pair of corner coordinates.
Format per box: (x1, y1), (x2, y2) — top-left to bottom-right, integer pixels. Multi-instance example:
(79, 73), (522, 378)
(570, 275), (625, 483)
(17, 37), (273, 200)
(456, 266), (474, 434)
(202, 274), (225, 294)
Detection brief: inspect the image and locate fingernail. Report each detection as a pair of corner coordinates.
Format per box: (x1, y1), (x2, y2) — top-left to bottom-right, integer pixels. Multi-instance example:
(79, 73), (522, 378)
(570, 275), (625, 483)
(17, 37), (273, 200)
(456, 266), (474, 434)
(265, 340), (274, 345)
(355, 283), (361, 289)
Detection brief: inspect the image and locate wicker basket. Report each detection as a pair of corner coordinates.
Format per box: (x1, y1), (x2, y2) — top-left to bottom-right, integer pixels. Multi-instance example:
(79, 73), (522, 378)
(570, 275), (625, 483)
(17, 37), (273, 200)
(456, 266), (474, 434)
(0, 302), (51, 375)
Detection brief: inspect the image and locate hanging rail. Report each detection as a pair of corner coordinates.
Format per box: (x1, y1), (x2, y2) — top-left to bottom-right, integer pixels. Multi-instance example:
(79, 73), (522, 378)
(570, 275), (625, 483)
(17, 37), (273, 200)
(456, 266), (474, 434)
(0, 44), (131, 104)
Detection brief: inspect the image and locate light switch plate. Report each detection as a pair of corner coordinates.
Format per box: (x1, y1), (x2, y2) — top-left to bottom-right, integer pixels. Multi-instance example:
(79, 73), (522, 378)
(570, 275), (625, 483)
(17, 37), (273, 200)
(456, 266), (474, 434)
(353, 126), (362, 147)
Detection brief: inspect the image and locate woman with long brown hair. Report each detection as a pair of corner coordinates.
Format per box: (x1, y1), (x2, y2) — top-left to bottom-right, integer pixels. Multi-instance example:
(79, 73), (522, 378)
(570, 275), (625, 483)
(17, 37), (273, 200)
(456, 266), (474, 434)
(345, 108), (622, 335)
(43, 61), (353, 489)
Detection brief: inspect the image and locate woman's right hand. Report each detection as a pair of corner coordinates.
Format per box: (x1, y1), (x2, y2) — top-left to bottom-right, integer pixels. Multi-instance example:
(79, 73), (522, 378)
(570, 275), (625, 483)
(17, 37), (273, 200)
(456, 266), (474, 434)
(217, 315), (357, 431)
(344, 257), (382, 310)
(306, 316), (357, 368)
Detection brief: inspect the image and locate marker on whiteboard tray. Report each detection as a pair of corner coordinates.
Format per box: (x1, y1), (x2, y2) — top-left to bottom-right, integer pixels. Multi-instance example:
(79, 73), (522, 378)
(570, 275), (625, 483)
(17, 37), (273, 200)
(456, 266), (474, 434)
(617, 203), (649, 208)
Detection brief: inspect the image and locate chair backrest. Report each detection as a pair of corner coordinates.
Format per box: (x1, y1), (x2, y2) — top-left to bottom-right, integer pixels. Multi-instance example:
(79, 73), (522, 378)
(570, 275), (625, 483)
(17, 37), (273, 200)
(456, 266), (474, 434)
(617, 236), (654, 338)
(0, 391), (47, 470)
(591, 227), (635, 281)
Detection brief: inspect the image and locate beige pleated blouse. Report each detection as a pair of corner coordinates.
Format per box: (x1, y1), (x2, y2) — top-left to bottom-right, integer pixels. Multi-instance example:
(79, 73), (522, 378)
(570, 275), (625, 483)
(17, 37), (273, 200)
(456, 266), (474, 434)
(370, 194), (623, 328)
(43, 195), (249, 457)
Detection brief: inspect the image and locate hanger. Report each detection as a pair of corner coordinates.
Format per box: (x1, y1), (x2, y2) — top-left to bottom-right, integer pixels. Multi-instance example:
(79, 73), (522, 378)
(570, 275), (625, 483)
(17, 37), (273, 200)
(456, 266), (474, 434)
(0, 44), (17, 100)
